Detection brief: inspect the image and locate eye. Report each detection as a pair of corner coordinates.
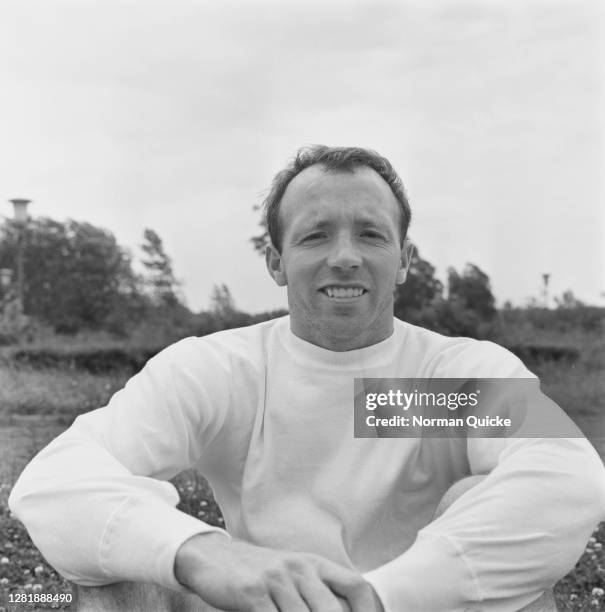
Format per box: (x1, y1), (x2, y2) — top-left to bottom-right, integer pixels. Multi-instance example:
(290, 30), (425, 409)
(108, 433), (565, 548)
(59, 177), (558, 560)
(301, 232), (326, 242)
(360, 230), (384, 239)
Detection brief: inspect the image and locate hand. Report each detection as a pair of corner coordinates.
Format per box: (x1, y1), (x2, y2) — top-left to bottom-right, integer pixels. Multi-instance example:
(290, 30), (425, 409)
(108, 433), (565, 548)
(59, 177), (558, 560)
(337, 585), (385, 612)
(174, 533), (384, 611)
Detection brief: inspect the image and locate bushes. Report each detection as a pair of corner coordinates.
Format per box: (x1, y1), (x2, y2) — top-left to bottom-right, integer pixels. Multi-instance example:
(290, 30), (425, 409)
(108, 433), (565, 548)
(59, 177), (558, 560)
(398, 298), (497, 340)
(7, 308), (290, 376)
(401, 302), (604, 355)
(191, 308), (289, 337)
(504, 344), (580, 365)
(502, 306), (605, 335)
(11, 346), (161, 374)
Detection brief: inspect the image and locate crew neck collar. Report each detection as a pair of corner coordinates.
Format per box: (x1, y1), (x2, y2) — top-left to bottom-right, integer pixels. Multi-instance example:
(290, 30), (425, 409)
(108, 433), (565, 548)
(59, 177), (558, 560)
(275, 316), (405, 369)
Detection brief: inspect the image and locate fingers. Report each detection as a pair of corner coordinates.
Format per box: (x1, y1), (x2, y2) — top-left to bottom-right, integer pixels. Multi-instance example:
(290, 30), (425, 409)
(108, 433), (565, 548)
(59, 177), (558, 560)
(316, 561), (377, 612)
(295, 571), (350, 612)
(270, 580), (312, 612)
(176, 535), (376, 612)
(250, 596), (281, 612)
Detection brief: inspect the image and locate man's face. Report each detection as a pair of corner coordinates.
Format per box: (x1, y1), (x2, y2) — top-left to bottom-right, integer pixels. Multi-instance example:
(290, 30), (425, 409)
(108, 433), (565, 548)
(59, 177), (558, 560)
(266, 165), (411, 351)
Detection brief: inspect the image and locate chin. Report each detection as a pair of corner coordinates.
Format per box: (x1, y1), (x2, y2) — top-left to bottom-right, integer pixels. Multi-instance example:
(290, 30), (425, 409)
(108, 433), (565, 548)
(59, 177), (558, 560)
(322, 315), (367, 337)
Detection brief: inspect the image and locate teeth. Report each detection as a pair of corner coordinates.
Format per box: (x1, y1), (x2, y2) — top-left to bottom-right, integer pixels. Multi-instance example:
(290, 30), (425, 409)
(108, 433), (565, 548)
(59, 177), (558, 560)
(325, 287), (364, 298)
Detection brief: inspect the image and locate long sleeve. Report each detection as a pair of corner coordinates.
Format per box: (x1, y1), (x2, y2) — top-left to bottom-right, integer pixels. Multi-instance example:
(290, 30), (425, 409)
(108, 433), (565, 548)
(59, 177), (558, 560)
(364, 436), (605, 611)
(363, 340), (605, 611)
(8, 337), (232, 592)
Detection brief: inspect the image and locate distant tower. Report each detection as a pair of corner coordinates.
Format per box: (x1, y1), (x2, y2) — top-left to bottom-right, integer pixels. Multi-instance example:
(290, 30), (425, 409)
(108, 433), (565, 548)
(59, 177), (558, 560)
(542, 273), (550, 308)
(8, 198), (32, 317)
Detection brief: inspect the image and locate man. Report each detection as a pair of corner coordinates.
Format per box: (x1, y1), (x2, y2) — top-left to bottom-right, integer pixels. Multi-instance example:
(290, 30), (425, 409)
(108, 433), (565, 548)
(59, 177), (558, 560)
(9, 146), (605, 611)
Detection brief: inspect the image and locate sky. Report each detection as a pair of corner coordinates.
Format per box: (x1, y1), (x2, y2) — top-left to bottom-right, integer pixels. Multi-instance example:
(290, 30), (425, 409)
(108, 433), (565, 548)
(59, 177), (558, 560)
(0, 0), (603, 313)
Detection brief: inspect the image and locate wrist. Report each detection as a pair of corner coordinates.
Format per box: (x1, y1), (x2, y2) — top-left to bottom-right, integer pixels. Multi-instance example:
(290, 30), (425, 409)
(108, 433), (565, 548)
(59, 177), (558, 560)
(174, 532), (229, 588)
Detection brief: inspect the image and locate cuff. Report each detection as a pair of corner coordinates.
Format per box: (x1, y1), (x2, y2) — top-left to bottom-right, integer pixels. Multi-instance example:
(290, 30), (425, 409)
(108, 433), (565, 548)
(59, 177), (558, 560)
(362, 531), (479, 612)
(99, 491), (230, 593)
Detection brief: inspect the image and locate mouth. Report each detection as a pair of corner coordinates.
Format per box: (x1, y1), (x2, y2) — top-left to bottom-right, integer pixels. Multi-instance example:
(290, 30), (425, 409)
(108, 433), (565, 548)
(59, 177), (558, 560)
(319, 286), (368, 300)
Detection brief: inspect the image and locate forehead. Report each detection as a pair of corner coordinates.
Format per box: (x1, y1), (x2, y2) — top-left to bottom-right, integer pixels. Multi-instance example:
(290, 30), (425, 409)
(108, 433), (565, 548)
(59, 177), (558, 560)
(279, 165), (400, 234)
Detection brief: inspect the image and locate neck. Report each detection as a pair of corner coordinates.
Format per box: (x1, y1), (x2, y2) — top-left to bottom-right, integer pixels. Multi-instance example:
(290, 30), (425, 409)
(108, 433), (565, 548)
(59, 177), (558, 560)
(290, 318), (394, 352)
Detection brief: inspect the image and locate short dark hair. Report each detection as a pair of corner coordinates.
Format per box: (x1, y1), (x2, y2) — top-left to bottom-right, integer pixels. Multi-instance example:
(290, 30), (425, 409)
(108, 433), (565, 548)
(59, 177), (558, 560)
(263, 145), (412, 253)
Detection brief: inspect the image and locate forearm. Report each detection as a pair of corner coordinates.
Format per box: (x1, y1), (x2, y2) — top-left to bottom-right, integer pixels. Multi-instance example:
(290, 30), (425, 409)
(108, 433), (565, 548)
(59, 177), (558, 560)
(9, 338), (234, 590)
(363, 531), (477, 612)
(8, 421), (226, 591)
(364, 438), (605, 612)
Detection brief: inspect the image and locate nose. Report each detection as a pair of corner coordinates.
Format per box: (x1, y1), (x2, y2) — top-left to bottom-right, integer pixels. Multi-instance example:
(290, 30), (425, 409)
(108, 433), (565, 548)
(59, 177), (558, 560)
(327, 233), (362, 270)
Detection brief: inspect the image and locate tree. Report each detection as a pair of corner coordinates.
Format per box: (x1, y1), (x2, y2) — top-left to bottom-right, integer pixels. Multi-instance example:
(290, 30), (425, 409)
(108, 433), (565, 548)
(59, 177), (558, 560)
(251, 208), (269, 255)
(0, 217), (141, 333)
(210, 283), (236, 316)
(447, 263), (496, 321)
(191, 284), (252, 333)
(140, 228), (180, 307)
(554, 290), (584, 309)
(394, 248), (443, 321)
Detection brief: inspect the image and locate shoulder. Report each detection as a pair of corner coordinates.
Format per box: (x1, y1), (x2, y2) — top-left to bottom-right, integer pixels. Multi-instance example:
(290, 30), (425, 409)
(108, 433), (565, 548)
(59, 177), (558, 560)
(149, 316), (286, 373)
(133, 318), (286, 417)
(395, 319), (533, 378)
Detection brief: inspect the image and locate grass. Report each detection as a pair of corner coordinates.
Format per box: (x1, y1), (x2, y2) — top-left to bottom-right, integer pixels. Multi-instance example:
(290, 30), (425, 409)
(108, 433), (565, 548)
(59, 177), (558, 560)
(533, 341), (605, 440)
(0, 365), (130, 426)
(0, 336), (604, 611)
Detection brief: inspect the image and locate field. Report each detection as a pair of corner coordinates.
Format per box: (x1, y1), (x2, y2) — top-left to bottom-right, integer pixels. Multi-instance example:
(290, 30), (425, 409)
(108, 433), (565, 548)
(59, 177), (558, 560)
(0, 331), (604, 611)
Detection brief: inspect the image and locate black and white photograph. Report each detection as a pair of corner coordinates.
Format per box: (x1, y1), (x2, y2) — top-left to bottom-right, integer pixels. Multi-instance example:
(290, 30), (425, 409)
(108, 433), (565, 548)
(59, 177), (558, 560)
(1, 1), (604, 611)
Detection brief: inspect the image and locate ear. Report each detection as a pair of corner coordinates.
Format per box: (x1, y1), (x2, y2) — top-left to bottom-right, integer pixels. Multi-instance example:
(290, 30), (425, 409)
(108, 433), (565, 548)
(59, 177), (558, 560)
(265, 242), (287, 287)
(396, 239), (414, 285)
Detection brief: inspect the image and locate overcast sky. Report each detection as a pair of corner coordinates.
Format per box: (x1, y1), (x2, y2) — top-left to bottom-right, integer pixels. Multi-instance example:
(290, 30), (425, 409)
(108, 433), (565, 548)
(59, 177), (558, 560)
(1, 0), (603, 312)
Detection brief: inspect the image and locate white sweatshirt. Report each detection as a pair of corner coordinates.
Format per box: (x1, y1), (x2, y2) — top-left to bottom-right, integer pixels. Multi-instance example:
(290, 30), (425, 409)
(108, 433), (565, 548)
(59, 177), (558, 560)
(9, 317), (605, 611)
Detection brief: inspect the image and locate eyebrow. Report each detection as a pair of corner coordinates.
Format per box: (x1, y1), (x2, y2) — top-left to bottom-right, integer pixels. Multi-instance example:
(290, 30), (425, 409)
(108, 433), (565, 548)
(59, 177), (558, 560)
(355, 216), (388, 227)
(292, 215), (393, 237)
(292, 219), (330, 235)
